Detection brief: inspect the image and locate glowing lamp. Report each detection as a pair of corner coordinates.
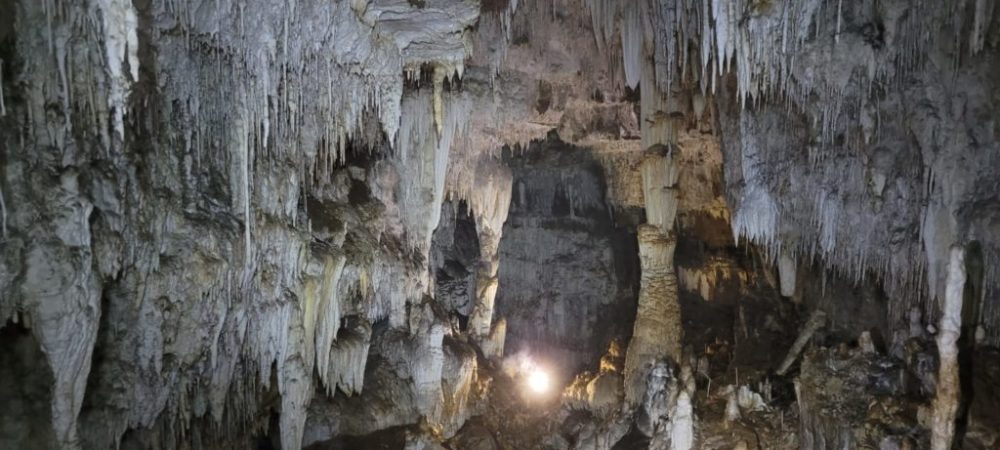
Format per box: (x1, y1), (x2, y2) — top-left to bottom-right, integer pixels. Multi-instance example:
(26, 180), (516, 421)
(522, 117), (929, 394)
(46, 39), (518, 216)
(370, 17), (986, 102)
(526, 368), (550, 394)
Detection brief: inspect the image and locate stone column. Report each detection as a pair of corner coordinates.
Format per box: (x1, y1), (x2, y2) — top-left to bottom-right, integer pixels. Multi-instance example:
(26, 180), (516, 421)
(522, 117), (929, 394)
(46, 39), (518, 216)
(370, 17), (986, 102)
(623, 58), (685, 407)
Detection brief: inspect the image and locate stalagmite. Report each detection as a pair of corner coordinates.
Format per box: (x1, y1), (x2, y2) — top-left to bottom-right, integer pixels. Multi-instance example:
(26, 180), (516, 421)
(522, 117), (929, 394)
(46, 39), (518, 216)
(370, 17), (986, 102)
(776, 310), (827, 376)
(858, 331), (876, 354)
(624, 225), (682, 407)
(469, 269), (499, 338)
(930, 246), (966, 450)
(670, 391), (694, 450)
(724, 386), (741, 423)
(481, 318), (507, 360)
(909, 307), (925, 339)
(737, 385), (768, 413)
(440, 341), (478, 433)
(638, 359), (675, 442)
(279, 355), (313, 450)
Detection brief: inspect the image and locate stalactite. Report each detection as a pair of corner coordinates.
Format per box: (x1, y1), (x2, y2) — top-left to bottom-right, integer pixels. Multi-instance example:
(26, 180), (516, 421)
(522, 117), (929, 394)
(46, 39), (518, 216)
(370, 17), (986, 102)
(0, 184), (6, 238)
(0, 58), (6, 116)
(453, 160), (512, 342)
(94, 0), (139, 139)
(621, 2), (644, 89)
(641, 148), (680, 235)
(313, 255), (347, 393)
(778, 250), (797, 297)
(326, 320), (371, 397)
(969, 0), (993, 55)
(2, 1), (481, 439)
(433, 66), (446, 135)
(241, 117), (252, 265)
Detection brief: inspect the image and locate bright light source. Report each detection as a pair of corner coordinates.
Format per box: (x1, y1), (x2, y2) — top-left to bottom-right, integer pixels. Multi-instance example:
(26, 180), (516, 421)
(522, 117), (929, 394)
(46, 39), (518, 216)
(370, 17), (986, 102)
(526, 368), (550, 394)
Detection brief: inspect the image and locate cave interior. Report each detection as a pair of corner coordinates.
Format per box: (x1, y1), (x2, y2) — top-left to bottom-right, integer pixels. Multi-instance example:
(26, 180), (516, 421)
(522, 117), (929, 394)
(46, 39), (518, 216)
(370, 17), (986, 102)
(1, 0), (999, 449)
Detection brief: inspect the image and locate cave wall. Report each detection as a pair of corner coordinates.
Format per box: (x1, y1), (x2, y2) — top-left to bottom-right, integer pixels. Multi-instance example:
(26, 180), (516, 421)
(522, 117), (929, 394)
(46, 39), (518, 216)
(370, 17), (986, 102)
(496, 138), (639, 377)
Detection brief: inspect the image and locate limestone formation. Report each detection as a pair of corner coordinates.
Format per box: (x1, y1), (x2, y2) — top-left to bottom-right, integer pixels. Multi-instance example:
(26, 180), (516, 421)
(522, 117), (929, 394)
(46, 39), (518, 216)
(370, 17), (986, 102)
(1, 0), (998, 449)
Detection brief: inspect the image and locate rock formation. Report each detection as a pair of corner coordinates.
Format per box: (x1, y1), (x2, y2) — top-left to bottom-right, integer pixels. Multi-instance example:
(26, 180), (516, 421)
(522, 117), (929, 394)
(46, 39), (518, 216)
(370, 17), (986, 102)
(0, 0), (998, 449)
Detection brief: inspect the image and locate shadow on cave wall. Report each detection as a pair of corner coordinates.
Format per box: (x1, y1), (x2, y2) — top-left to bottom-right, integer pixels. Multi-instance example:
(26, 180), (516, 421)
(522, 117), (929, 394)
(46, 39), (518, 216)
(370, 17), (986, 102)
(0, 321), (57, 450)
